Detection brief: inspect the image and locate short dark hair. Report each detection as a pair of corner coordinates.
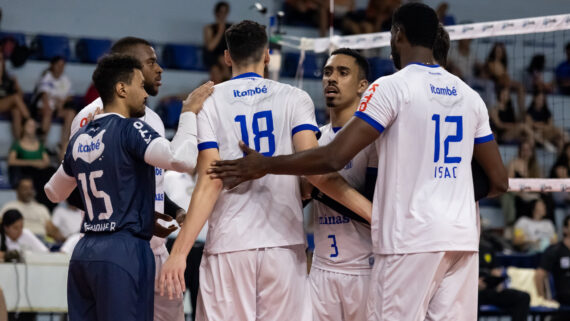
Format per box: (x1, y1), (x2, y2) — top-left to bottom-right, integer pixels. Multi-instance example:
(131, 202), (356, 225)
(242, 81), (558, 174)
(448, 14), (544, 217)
(92, 54), (143, 105)
(49, 55), (65, 65)
(215, 1), (229, 14)
(330, 48), (370, 80)
(392, 3), (439, 49)
(225, 20), (268, 66)
(110, 37), (152, 55)
(433, 23), (450, 67)
(1, 209), (23, 252)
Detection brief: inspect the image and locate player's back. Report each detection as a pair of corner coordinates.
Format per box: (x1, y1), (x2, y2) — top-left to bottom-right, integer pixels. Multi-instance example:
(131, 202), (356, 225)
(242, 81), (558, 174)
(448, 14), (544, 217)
(64, 113), (158, 241)
(362, 63), (492, 254)
(197, 73), (318, 254)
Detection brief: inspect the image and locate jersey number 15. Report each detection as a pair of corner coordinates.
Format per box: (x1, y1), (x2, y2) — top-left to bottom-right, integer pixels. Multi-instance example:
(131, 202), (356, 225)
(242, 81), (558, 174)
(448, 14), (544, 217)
(78, 170), (114, 221)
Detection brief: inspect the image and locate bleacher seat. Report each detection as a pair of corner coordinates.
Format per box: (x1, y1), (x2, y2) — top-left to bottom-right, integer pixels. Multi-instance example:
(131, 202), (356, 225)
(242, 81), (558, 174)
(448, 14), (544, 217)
(75, 38), (112, 63)
(0, 31), (26, 46)
(281, 52), (325, 79)
(368, 57), (395, 81)
(162, 44), (203, 71)
(31, 34), (71, 61)
(157, 99), (183, 129)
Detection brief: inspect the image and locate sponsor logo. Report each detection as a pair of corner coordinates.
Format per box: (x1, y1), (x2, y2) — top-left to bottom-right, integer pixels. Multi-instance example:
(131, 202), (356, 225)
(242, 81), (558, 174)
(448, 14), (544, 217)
(430, 84), (458, 96)
(358, 83), (379, 112)
(233, 85), (268, 98)
(72, 130), (106, 163)
(133, 121), (153, 144)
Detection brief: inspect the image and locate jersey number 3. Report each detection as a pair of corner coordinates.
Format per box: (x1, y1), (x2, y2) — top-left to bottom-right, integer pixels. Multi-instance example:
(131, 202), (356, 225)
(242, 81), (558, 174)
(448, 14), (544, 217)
(78, 170), (114, 221)
(234, 111), (276, 156)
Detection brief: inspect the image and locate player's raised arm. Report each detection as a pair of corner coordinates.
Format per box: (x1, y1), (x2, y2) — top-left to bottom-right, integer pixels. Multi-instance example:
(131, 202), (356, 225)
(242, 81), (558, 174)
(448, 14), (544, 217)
(209, 116), (380, 189)
(159, 148), (223, 299)
(143, 82), (214, 173)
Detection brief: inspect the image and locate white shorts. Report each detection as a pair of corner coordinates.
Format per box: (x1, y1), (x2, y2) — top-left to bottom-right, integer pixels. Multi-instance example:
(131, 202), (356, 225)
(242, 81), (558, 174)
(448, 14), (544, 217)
(196, 245), (311, 321)
(154, 252), (185, 321)
(309, 267), (370, 321)
(366, 251), (478, 321)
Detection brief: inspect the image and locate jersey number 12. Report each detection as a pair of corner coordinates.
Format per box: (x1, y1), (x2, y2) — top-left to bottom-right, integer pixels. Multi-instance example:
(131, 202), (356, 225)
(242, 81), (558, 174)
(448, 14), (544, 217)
(432, 114), (463, 163)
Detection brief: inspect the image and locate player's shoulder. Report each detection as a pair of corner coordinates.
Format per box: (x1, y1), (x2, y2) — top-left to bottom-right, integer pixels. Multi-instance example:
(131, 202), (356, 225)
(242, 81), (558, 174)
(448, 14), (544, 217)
(318, 123), (333, 138)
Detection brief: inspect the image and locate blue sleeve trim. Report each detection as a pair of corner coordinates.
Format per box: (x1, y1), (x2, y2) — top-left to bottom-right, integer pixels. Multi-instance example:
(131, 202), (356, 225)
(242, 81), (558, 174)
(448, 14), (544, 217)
(474, 134), (494, 144)
(197, 141), (219, 151)
(354, 111), (385, 133)
(292, 124), (320, 136)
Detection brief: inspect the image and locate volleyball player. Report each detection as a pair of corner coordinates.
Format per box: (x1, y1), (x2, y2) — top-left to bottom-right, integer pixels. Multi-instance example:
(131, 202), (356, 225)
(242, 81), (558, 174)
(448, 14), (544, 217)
(209, 4), (509, 320)
(159, 20), (372, 320)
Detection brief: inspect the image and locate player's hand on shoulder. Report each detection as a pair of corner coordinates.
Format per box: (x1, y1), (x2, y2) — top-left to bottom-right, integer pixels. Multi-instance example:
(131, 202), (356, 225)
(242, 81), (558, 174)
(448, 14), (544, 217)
(159, 254), (187, 300)
(153, 211), (178, 238)
(182, 81), (214, 115)
(175, 209), (186, 226)
(208, 141), (267, 189)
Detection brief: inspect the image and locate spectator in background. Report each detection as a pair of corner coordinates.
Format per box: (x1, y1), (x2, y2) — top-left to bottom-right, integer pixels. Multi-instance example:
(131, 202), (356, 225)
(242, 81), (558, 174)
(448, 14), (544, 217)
(526, 91), (566, 152)
(0, 209), (48, 261)
(513, 199), (557, 253)
(32, 56), (75, 148)
(549, 143), (570, 206)
(203, 1), (231, 84)
(8, 118), (52, 189)
(435, 2), (455, 25)
(0, 178), (63, 243)
(283, 0), (320, 29)
(0, 51), (30, 138)
(361, 0), (400, 33)
(51, 201), (82, 241)
(447, 38), (476, 80)
(468, 64), (496, 108)
(555, 42), (570, 95)
(490, 87), (533, 144)
(485, 42), (526, 118)
(479, 237), (530, 321)
(82, 82), (99, 106)
(525, 54), (554, 93)
(535, 215), (570, 321)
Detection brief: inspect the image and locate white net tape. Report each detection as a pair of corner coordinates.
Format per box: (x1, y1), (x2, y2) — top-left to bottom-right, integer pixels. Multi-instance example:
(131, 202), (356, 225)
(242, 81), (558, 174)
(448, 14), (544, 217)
(509, 178), (570, 192)
(275, 13), (570, 53)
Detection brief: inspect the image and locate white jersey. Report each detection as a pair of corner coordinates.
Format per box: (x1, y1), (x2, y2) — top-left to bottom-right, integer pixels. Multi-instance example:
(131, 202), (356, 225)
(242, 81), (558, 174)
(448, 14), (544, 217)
(355, 63), (492, 254)
(312, 124), (375, 275)
(70, 98), (168, 253)
(197, 73), (318, 254)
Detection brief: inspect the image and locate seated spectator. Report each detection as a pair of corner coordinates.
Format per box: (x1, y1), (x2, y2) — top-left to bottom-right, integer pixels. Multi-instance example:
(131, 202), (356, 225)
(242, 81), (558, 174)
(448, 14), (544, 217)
(467, 63), (496, 108)
(555, 42), (570, 95)
(513, 199), (557, 253)
(359, 0), (400, 34)
(283, 0), (321, 29)
(0, 209), (48, 261)
(0, 51), (30, 138)
(448, 38), (477, 80)
(0, 178), (63, 242)
(435, 2), (455, 26)
(8, 118), (53, 189)
(524, 54), (554, 93)
(31, 56), (75, 147)
(479, 237), (530, 321)
(549, 143), (570, 206)
(535, 215), (570, 321)
(526, 91), (566, 152)
(485, 42), (526, 118)
(51, 201), (82, 241)
(490, 87), (533, 144)
(203, 1), (231, 84)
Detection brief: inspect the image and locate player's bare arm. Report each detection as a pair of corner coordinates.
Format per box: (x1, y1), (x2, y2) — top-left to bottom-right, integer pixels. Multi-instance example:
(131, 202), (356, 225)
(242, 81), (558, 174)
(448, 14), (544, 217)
(209, 116), (380, 188)
(159, 148), (223, 300)
(472, 139), (509, 197)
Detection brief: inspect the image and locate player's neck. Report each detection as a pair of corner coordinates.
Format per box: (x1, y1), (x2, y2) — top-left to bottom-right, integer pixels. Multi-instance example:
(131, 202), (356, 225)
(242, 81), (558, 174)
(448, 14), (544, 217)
(329, 101), (358, 128)
(104, 101), (129, 118)
(401, 47), (437, 68)
(231, 63), (265, 79)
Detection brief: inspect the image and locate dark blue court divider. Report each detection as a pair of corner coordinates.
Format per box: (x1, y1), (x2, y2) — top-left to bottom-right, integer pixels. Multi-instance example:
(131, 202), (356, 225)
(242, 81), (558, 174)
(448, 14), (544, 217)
(31, 34), (71, 61)
(75, 38), (112, 63)
(162, 44), (206, 71)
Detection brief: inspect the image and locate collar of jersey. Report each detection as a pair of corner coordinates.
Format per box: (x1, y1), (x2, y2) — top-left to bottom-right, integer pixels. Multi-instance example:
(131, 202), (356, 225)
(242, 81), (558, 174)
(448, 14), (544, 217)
(94, 112), (125, 120)
(332, 127), (342, 133)
(408, 62), (440, 68)
(231, 72), (263, 80)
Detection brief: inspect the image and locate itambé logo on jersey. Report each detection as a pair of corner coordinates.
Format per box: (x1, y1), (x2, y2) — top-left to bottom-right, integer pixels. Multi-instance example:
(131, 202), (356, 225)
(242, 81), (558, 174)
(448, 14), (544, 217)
(72, 130), (106, 163)
(233, 85), (268, 98)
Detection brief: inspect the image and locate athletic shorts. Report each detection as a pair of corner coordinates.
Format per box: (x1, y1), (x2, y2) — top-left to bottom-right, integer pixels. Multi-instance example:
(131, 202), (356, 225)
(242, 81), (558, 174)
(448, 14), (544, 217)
(67, 232), (155, 321)
(309, 267), (370, 321)
(366, 251), (478, 321)
(154, 250), (184, 321)
(196, 245), (312, 321)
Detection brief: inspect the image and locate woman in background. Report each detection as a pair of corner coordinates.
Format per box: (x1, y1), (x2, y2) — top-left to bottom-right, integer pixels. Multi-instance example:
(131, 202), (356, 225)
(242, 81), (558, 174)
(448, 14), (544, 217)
(0, 209), (48, 262)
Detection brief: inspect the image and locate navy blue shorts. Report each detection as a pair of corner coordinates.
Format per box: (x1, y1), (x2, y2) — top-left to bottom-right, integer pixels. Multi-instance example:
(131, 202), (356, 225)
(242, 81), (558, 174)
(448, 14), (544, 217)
(67, 232), (154, 321)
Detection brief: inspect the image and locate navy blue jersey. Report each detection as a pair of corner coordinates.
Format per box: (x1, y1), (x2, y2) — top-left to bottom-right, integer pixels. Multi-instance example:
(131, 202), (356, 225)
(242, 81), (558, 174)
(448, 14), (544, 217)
(63, 114), (160, 240)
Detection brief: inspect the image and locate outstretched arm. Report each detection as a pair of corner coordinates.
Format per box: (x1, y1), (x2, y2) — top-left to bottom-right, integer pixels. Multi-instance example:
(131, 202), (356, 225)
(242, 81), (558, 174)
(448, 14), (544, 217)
(209, 116), (380, 188)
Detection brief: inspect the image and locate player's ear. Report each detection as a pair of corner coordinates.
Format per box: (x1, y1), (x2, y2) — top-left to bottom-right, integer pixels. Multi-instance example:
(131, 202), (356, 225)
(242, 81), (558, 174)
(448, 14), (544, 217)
(263, 48), (270, 66)
(115, 82), (127, 99)
(357, 79), (369, 96)
(224, 50), (232, 67)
